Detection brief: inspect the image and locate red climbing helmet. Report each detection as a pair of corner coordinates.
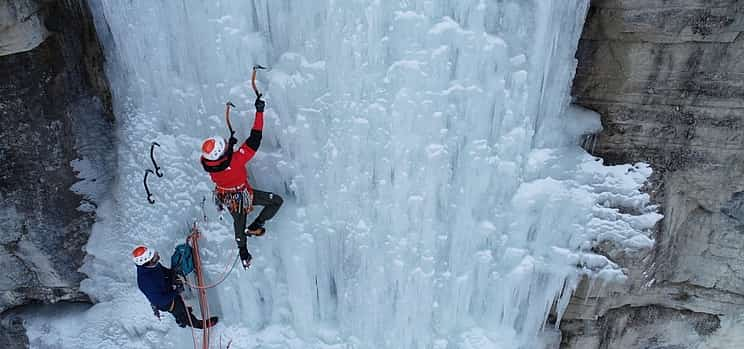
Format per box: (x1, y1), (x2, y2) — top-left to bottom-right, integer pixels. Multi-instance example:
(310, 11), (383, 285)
(201, 137), (226, 161)
(131, 245), (155, 266)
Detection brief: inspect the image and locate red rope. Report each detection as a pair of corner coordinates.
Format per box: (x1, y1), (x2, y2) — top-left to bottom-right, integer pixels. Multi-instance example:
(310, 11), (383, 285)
(184, 254), (239, 290)
(181, 294), (199, 349)
(189, 225), (211, 349)
(181, 223), (235, 349)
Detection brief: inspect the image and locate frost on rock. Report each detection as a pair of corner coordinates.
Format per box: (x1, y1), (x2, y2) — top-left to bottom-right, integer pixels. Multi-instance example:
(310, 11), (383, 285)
(25, 1), (660, 348)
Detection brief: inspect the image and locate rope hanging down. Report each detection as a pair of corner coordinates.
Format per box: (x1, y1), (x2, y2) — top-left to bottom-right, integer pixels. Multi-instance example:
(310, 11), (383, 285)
(184, 223), (238, 349)
(188, 224), (211, 348)
(183, 294), (200, 349)
(184, 253), (239, 290)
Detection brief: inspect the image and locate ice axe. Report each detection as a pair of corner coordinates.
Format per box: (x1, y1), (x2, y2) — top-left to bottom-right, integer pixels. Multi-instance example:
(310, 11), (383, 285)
(143, 141), (162, 204)
(144, 169), (156, 204)
(149, 142), (163, 177)
(224, 101), (236, 135)
(251, 65), (266, 98)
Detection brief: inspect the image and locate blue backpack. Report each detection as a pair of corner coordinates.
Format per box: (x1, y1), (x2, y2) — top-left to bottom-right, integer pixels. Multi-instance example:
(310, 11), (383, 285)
(171, 243), (195, 276)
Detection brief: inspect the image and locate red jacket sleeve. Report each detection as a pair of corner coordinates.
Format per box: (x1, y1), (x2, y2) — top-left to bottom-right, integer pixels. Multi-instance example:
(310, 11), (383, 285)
(231, 111), (263, 165)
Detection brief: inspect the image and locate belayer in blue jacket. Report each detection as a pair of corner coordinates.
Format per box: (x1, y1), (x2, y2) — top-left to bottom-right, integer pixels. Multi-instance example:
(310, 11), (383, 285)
(132, 245), (218, 329)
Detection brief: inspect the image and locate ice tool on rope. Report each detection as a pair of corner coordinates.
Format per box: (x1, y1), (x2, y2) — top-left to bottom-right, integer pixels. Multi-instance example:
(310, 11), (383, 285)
(144, 169), (156, 204)
(150, 142), (163, 177)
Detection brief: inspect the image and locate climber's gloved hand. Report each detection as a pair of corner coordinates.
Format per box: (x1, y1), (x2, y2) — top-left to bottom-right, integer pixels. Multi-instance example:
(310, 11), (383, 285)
(229, 132), (238, 146)
(239, 247), (252, 269)
(151, 304), (161, 320)
(173, 275), (185, 293)
(254, 95), (265, 113)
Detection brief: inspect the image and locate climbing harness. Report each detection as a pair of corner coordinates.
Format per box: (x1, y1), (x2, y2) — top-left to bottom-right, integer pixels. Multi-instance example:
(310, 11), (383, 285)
(213, 184), (254, 214)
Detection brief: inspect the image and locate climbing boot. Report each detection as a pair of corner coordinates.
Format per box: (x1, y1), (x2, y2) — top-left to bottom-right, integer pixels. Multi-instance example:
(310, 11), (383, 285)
(193, 316), (219, 329)
(245, 221), (266, 237)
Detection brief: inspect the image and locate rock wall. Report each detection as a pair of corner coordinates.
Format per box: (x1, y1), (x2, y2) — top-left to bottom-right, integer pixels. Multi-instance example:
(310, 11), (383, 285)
(565, 0), (744, 348)
(0, 0), (49, 55)
(0, 0), (113, 347)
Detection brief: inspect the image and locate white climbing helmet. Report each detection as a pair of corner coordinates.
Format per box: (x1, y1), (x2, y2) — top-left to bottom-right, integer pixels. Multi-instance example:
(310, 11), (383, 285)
(132, 245), (155, 266)
(201, 137), (226, 161)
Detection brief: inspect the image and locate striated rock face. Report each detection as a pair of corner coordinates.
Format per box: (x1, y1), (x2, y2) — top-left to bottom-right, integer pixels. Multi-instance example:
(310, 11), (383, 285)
(0, 0), (112, 347)
(565, 0), (744, 348)
(0, 0), (49, 55)
(562, 305), (722, 348)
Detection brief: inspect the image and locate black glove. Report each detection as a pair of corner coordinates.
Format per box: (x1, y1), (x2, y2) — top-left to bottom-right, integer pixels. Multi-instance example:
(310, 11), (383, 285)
(228, 133), (238, 146)
(254, 96), (265, 113)
(239, 248), (252, 269)
(173, 275), (185, 293)
(151, 304), (161, 320)
(164, 267), (179, 291)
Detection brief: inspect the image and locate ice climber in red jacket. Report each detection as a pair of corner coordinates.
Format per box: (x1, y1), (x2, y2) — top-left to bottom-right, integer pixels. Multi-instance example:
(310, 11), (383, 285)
(200, 96), (283, 269)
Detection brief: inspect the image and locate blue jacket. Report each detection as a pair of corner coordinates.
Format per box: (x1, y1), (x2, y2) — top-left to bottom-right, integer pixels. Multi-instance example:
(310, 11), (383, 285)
(136, 263), (178, 310)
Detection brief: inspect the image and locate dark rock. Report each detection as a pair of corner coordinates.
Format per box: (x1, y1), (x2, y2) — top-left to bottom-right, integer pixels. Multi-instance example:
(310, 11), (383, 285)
(565, 0), (744, 347)
(721, 192), (744, 223)
(562, 306), (721, 349)
(0, 0), (112, 346)
(0, 312), (27, 349)
(0, 0), (49, 55)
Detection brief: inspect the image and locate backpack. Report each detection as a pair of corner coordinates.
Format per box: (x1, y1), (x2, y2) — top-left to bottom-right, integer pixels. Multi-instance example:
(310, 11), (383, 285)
(171, 243), (195, 276)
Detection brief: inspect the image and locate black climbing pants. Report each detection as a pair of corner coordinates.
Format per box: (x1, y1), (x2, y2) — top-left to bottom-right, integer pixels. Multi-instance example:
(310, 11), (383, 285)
(168, 296), (206, 329)
(231, 189), (284, 251)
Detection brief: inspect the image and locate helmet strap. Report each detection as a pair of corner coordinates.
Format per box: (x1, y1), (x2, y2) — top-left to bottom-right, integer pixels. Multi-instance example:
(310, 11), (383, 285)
(201, 144), (234, 173)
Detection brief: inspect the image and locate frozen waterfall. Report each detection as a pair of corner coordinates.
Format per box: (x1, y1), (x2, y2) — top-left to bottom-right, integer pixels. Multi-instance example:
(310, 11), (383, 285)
(24, 1), (661, 348)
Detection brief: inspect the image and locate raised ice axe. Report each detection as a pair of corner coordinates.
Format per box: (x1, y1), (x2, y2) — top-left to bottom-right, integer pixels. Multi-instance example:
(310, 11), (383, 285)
(224, 101), (236, 135)
(251, 65), (266, 98)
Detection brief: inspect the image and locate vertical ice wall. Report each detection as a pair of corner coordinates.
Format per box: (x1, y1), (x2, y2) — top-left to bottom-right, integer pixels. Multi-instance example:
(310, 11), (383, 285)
(25, 1), (660, 348)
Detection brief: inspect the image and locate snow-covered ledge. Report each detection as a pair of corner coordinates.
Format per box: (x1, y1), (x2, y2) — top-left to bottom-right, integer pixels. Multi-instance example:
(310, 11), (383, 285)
(0, 0), (49, 56)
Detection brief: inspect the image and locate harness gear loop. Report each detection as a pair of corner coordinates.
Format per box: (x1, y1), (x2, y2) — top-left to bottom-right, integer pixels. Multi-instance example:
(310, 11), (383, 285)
(213, 185), (253, 214)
